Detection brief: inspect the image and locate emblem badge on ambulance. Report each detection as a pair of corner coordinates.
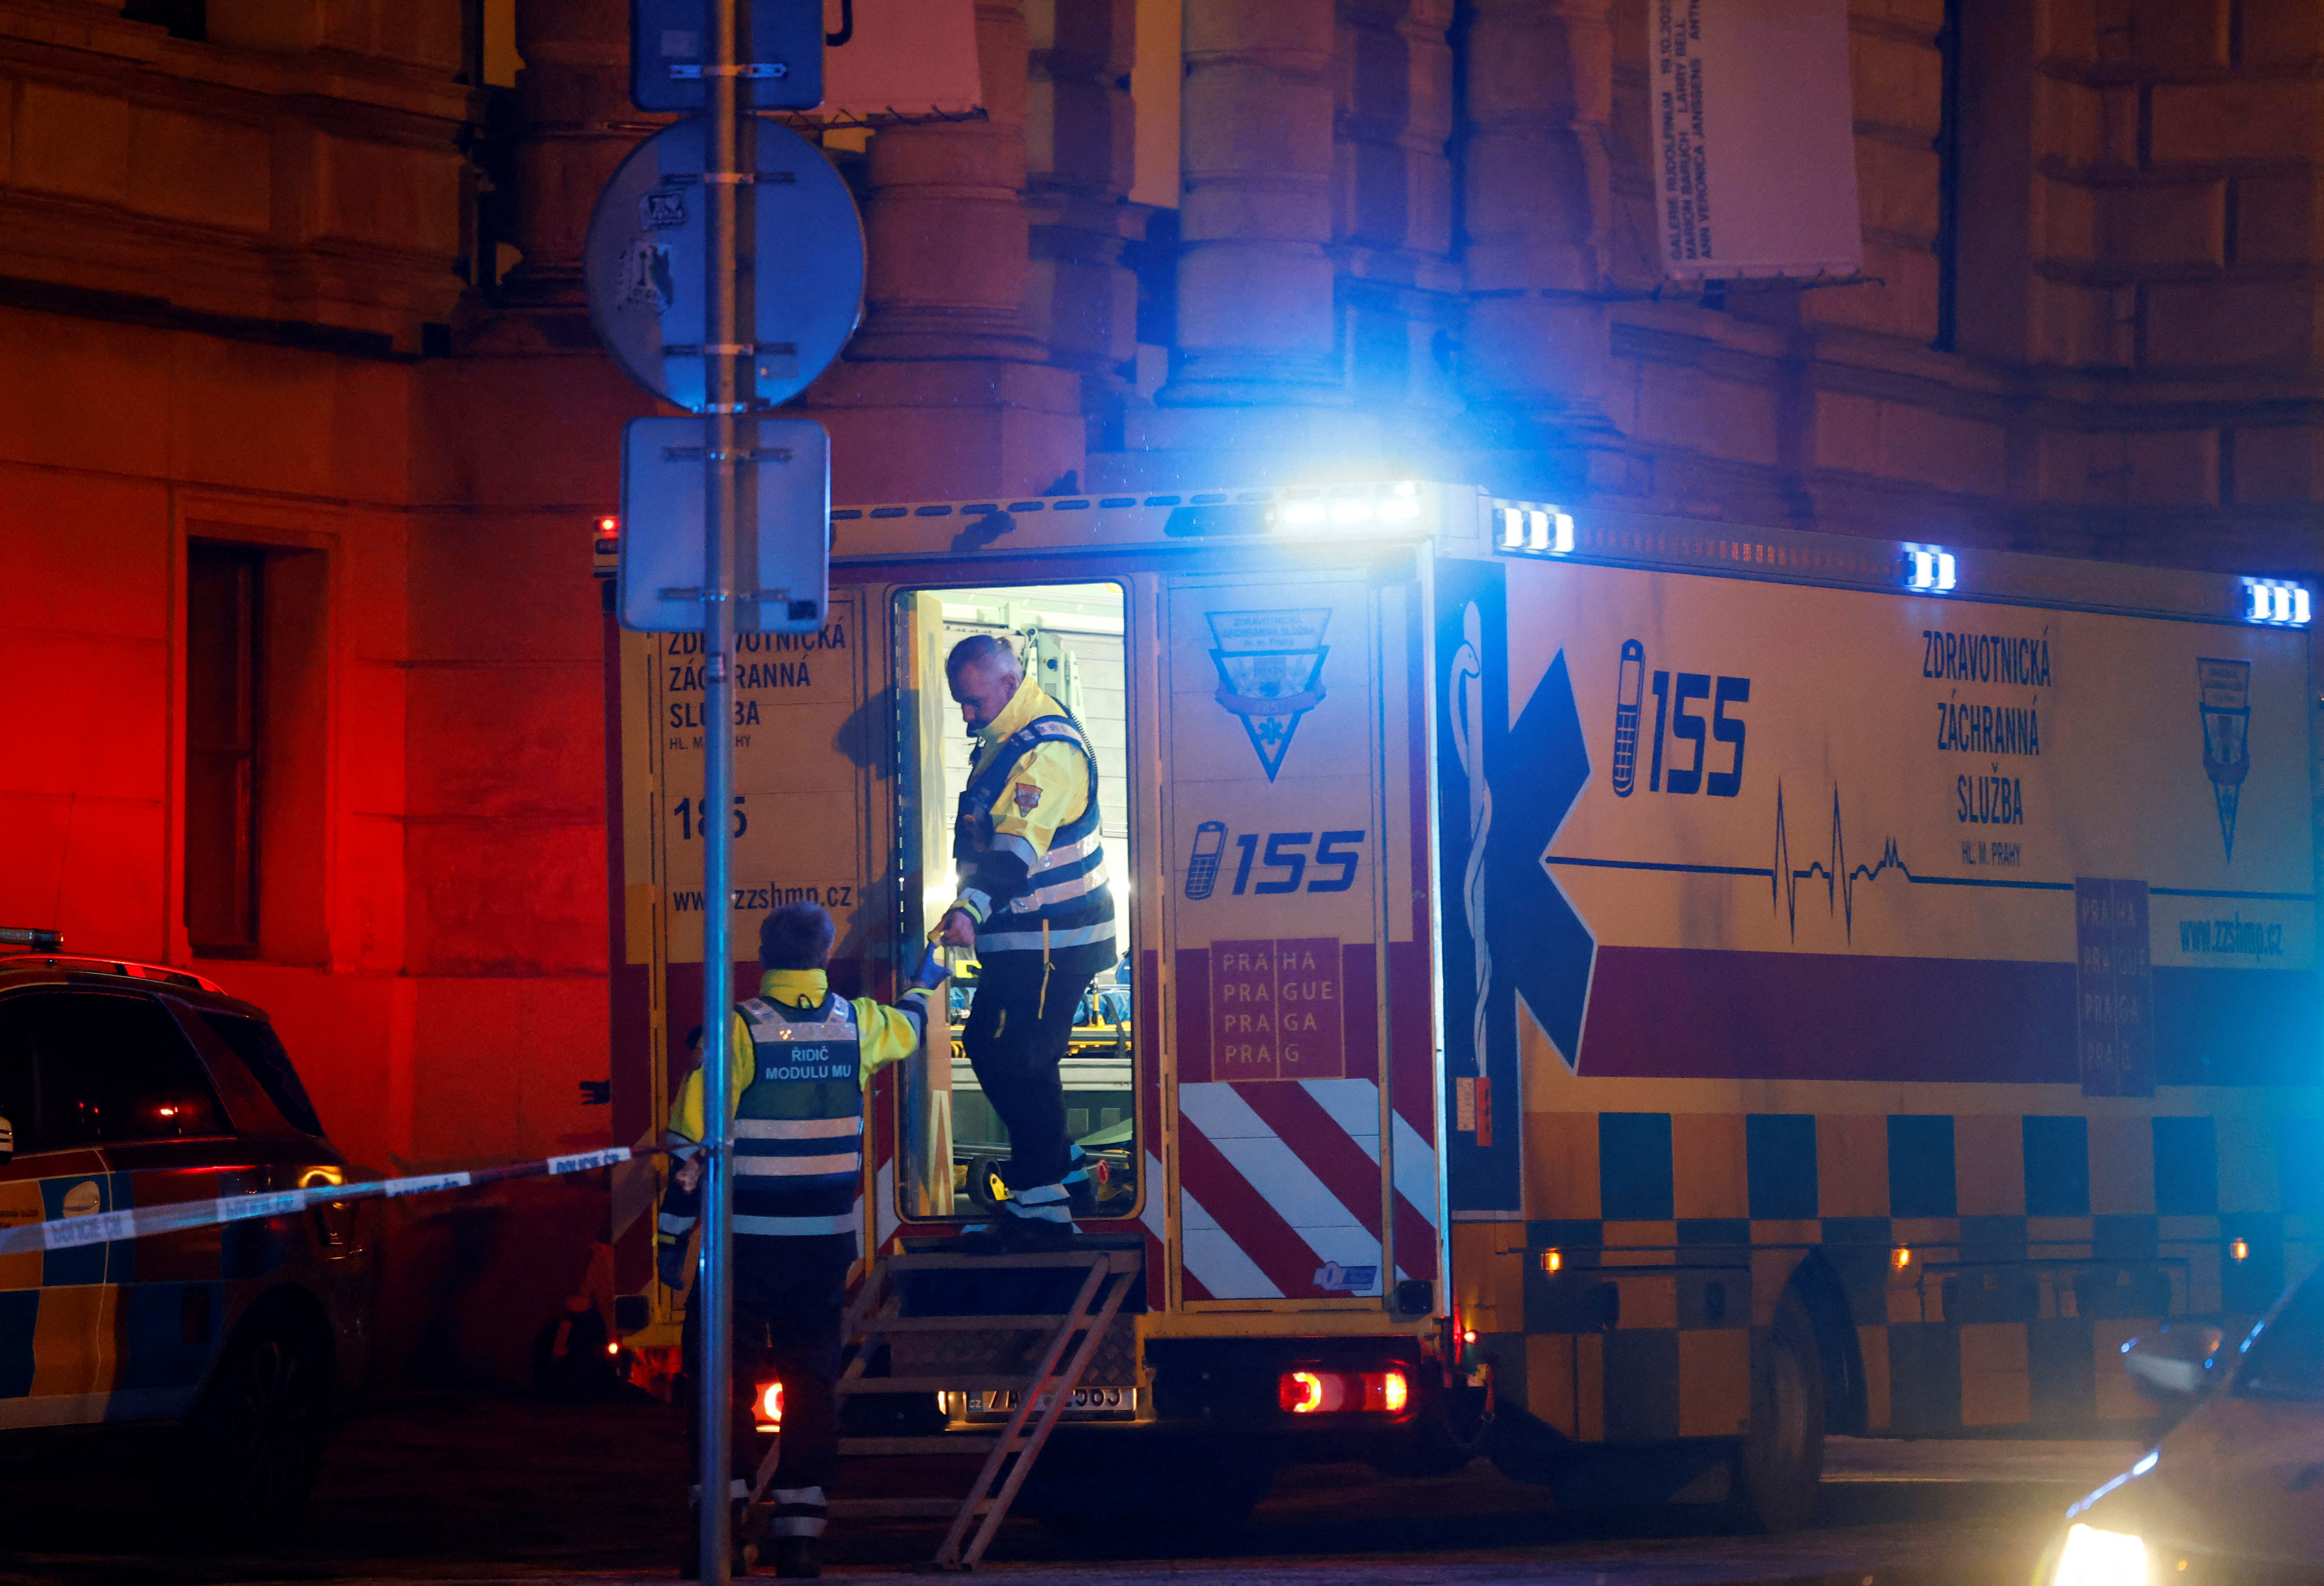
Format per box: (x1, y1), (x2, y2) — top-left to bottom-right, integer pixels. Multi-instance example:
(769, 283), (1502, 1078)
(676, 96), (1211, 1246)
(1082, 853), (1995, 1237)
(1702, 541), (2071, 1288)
(1208, 608), (1330, 782)
(2197, 657), (2251, 861)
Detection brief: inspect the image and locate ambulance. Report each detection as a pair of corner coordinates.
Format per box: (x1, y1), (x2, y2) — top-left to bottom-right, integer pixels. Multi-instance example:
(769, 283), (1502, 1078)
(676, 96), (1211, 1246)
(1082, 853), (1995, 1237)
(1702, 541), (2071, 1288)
(602, 481), (2324, 1527)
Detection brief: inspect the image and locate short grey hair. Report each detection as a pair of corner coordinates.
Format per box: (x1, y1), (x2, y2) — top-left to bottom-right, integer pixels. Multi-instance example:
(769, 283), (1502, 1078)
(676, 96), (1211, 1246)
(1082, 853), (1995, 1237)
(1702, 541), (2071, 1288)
(945, 633), (1022, 681)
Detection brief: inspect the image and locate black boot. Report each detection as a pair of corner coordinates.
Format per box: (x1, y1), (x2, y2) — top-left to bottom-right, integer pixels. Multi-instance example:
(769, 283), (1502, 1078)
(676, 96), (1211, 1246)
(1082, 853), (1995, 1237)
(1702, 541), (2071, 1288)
(680, 1489), (751, 1578)
(768, 1536), (821, 1579)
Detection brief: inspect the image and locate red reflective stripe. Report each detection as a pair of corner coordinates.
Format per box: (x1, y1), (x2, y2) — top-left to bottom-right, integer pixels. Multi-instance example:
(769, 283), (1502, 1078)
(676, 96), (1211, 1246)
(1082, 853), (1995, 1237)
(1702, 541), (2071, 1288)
(1237, 1079), (1437, 1280)
(1176, 1117), (1326, 1297)
(1232, 1082), (1381, 1237)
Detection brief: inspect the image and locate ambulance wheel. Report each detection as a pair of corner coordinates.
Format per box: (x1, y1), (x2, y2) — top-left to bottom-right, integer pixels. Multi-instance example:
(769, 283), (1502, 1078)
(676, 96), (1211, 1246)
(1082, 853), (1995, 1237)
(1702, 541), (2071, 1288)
(1731, 1288), (1825, 1532)
(179, 1304), (333, 1527)
(967, 1155), (1010, 1213)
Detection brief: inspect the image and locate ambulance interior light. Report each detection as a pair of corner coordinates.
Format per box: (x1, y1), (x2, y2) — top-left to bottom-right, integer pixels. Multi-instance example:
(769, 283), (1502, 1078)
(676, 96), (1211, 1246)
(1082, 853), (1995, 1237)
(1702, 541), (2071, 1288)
(753, 1378), (784, 1432)
(2243, 578), (2310, 625)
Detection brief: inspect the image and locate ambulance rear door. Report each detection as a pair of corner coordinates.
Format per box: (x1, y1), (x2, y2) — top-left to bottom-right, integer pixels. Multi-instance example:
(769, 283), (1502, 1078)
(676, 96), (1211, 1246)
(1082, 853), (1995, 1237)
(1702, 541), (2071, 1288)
(1160, 558), (1439, 1312)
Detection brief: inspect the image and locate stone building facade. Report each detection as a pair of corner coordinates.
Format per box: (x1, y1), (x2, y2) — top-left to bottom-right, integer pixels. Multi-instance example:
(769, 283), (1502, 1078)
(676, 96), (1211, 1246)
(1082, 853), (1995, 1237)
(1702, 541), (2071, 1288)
(1, 0), (2316, 1373)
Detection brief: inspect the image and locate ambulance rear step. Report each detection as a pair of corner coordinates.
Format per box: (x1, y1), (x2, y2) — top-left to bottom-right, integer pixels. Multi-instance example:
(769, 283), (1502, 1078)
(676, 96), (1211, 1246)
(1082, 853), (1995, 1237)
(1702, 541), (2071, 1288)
(831, 1244), (1138, 1569)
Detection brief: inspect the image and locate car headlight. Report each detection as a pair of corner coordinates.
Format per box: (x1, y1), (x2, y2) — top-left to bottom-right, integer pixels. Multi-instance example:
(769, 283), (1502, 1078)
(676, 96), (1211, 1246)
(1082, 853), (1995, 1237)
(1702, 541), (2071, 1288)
(2055, 1524), (2149, 1586)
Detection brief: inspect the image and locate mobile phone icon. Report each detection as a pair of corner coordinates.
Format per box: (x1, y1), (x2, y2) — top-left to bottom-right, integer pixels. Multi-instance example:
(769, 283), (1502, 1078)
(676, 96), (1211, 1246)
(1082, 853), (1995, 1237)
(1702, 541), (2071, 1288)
(1185, 820), (1228, 899)
(1611, 639), (1645, 797)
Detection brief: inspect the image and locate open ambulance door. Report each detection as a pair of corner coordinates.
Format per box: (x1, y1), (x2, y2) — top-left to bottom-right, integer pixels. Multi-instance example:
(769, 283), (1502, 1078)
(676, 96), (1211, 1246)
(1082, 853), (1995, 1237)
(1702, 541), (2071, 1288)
(881, 577), (1152, 1249)
(610, 589), (873, 1329)
(1160, 561), (1440, 1312)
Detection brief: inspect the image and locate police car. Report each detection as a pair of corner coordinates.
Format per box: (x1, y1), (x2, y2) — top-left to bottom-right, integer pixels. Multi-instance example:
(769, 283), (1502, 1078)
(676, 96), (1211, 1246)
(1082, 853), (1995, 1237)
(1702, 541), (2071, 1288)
(0, 929), (372, 1521)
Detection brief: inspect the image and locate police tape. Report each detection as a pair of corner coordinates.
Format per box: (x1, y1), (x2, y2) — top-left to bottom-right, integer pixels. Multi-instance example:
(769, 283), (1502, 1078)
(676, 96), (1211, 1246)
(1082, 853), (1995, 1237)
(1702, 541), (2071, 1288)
(0, 1145), (650, 1258)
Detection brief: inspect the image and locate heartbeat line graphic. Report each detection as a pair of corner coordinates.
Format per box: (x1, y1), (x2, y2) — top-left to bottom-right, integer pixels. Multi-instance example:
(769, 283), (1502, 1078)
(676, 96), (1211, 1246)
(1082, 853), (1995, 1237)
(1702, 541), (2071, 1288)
(1771, 782), (1909, 941)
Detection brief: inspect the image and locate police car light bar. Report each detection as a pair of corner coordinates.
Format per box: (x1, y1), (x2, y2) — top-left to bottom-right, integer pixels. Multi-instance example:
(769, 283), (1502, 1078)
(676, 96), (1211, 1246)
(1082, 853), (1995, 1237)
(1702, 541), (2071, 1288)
(1903, 546), (1956, 591)
(2243, 578), (2311, 626)
(1494, 501), (1575, 557)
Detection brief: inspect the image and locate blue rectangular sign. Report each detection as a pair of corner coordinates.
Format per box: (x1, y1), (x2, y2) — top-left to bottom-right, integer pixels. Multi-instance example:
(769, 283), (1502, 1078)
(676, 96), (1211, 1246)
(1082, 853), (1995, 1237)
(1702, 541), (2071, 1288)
(631, 0), (825, 112)
(618, 416), (830, 634)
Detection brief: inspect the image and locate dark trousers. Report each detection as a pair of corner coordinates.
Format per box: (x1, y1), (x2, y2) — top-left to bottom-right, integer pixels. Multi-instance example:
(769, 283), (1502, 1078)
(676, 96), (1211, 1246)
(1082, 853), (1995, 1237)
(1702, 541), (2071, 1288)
(681, 1232), (851, 1497)
(962, 942), (1114, 1191)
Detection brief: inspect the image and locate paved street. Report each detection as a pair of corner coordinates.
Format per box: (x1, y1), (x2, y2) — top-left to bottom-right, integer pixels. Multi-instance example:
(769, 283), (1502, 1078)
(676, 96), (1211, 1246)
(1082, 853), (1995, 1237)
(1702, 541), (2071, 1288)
(0, 1392), (2136, 1586)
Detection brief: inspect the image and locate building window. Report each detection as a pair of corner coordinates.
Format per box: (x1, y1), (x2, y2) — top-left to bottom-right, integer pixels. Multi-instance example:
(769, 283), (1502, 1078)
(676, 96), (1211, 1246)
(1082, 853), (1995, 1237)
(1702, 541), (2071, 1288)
(184, 542), (264, 956)
(121, 1), (206, 41)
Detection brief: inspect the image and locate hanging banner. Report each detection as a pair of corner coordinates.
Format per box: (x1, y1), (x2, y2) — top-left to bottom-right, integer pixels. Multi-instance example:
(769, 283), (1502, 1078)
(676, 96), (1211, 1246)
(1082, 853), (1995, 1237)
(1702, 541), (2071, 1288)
(1648, 0), (1863, 279)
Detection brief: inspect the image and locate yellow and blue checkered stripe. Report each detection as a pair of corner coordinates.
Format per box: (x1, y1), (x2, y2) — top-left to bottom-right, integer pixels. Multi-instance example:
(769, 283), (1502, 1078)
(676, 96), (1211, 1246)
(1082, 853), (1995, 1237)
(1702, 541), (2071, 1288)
(1454, 1109), (2324, 1440)
(2, 1168), (266, 1425)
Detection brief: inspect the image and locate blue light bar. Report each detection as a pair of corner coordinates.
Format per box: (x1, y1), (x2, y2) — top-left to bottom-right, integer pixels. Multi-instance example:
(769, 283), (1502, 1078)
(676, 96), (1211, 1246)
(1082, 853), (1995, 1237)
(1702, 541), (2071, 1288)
(1903, 546), (1956, 591)
(1495, 502), (1575, 557)
(2243, 578), (2311, 626)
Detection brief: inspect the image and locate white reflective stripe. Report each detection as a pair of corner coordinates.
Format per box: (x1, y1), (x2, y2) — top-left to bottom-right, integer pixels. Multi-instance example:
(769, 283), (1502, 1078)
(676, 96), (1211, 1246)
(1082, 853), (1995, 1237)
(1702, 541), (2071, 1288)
(1006, 1199), (1072, 1224)
(1389, 1112), (1440, 1230)
(1178, 1182), (1282, 1299)
(1139, 1152), (1168, 1243)
(959, 888), (992, 919)
(658, 1212), (697, 1234)
(740, 1018), (857, 1040)
(1012, 863), (1108, 910)
(978, 921), (1115, 952)
(1298, 1078), (1382, 1161)
(1013, 1181), (1068, 1205)
(737, 999), (857, 1039)
(1033, 829), (1103, 867)
(1178, 1082), (1383, 1269)
(733, 1207), (863, 1236)
(734, 1153), (861, 1176)
(769, 1487), (826, 1505)
(1297, 1076), (1441, 1242)
(875, 1155), (899, 1249)
(734, 1116), (863, 1140)
(767, 1516), (829, 1537)
(993, 832), (1039, 868)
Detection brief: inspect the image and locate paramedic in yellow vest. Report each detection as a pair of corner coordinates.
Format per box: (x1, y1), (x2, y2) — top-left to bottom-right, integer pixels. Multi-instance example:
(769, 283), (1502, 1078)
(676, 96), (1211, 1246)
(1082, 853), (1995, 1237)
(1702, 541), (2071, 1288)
(935, 633), (1118, 1254)
(658, 901), (947, 1579)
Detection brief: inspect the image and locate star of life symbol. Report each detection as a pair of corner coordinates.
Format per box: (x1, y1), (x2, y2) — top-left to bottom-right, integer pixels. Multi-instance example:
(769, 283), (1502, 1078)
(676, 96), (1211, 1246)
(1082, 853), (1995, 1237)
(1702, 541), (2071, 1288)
(1208, 608), (1330, 782)
(2197, 657), (2251, 860)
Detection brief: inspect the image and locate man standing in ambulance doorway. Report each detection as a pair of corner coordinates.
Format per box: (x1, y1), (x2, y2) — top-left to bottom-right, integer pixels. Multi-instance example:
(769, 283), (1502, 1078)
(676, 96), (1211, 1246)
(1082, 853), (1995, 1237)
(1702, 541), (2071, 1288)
(936, 632), (1117, 1253)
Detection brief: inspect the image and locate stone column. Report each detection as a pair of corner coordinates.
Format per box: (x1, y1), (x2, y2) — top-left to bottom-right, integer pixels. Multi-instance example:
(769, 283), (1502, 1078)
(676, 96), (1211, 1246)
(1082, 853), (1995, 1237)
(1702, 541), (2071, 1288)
(1332, 0), (1460, 418)
(1025, 0), (1141, 453)
(1455, 0), (1627, 480)
(493, 0), (639, 315)
(1160, 0), (1340, 406)
(810, 0), (1084, 501)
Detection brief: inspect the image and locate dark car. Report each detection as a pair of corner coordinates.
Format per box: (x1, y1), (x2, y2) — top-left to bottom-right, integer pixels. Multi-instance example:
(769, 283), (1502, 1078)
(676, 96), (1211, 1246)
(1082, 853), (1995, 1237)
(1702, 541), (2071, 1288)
(2041, 1261), (2324, 1586)
(0, 941), (372, 1521)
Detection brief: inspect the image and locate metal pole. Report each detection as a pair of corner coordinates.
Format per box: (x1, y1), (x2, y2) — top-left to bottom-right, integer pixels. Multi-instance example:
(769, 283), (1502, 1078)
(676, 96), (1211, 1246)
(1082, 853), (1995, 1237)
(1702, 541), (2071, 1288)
(698, 0), (746, 1580)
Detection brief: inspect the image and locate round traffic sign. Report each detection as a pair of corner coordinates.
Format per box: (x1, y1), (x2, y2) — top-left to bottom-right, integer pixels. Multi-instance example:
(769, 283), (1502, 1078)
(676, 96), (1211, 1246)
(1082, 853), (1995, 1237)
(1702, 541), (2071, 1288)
(584, 116), (865, 412)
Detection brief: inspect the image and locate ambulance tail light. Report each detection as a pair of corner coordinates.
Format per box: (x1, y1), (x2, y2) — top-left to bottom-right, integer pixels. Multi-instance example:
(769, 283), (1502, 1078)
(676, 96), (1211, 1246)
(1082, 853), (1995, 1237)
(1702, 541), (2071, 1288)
(1277, 1368), (1412, 1416)
(753, 1378), (784, 1433)
(593, 514), (620, 579)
